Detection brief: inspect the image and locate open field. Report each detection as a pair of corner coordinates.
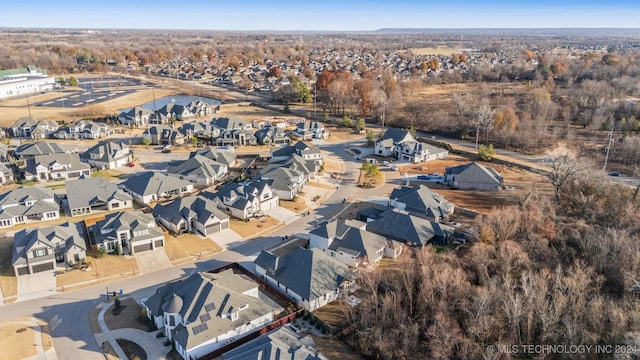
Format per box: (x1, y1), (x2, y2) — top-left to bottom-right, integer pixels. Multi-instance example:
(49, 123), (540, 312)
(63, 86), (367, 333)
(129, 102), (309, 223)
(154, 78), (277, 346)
(230, 216), (280, 239)
(217, 103), (286, 121)
(407, 47), (461, 56)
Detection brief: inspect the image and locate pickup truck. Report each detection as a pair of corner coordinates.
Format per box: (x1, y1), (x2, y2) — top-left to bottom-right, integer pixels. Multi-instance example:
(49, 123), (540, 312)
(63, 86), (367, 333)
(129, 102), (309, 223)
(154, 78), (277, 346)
(417, 174), (443, 183)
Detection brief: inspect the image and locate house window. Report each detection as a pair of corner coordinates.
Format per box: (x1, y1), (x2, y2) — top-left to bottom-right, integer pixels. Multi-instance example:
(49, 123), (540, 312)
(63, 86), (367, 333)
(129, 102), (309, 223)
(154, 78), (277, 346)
(33, 249), (47, 257)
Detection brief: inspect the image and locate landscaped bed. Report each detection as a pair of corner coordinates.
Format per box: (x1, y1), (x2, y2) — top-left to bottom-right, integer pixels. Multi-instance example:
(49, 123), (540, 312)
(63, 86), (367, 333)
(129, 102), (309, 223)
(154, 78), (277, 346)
(104, 297), (156, 332)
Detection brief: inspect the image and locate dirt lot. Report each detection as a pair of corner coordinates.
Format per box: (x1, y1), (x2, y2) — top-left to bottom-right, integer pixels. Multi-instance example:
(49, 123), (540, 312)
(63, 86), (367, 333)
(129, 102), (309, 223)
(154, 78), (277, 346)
(230, 216), (280, 239)
(57, 251), (139, 289)
(407, 47), (461, 56)
(312, 334), (365, 360)
(0, 237), (18, 300)
(217, 104), (286, 121)
(400, 156), (553, 213)
(163, 233), (221, 262)
(357, 170), (384, 188)
(279, 196), (307, 213)
(0, 318), (53, 359)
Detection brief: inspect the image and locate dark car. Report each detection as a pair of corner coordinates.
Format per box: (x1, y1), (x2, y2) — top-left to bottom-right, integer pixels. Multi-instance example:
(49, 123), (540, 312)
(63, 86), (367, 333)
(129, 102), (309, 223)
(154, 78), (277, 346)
(161, 149), (172, 153)
(608, 171), (620, 177)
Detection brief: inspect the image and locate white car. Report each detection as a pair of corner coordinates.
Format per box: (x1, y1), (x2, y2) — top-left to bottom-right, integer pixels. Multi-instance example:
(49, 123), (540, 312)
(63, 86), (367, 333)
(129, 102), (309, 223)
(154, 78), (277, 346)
(383, 161), (390, 166)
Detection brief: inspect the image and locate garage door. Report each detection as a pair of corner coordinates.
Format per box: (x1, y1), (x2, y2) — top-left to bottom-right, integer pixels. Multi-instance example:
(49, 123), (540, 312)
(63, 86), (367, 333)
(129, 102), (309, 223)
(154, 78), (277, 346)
(133, 243), (153, 253)
(32, 262), (54, 273)
(221, 221), (229, 229)
(206, 224), (220, 235)
(154, 239), (164, 248)
(17, 267), (29, 276)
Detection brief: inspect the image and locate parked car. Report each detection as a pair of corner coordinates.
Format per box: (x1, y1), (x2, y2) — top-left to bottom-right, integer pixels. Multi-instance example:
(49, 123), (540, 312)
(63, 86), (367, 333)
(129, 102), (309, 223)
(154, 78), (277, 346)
(417, 174), (443, 183)
(608, 171), (620, 177)
(161, 148), (172, 153)
(383, 161), (390, 166)
(125, 162), (135, 167)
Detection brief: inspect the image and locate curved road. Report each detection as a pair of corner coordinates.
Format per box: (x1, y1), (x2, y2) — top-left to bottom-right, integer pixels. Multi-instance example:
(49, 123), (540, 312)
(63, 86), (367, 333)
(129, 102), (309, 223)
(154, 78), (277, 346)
(0, 138), (362, 360)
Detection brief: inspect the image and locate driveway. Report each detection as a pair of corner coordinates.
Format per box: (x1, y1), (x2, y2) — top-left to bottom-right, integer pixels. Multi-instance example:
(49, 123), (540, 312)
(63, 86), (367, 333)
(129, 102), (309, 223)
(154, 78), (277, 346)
(17, 271), (57, 302)
(268, 206), (299, 223)
(207, 228), (243, 249)
(135, 249), (172, 275)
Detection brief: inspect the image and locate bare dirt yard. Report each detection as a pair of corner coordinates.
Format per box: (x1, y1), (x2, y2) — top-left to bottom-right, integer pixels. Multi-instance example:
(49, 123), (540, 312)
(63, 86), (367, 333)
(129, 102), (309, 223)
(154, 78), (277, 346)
(230, 216), (281, 239)
(400, 156), (553, 213)
(0, 237), (18, 300)
(278, 196), (308, 213)
(56, 251), (139, 289)
(217, 104), (286, 121)
(163, 233), (221, 262)
(0, 317), (53, 359)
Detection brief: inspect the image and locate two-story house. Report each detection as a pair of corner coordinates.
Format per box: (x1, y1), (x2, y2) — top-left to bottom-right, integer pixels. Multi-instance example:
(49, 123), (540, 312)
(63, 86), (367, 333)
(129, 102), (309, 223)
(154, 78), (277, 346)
(153, 194), (230, 236)
(23, 153), (91, 181)
(0, 187), (59, 228)
(12, 221), (87, 276)
(142, 269), (278, 360)
(254, 124), (290, 145)
(91, 210), (165, 255)
(166, 155), (228, 187)
(389, 185), (454, 221)
(80, 140), (133, 169)
(293, 121), (329, 140)
(259, 167), (306, 200)
(374, 128), (448, 163)
(119, 171), (195, 204)
(209, 179), (279, 220)
(118, 107), (153, 126)
(10, 117), (59, 139)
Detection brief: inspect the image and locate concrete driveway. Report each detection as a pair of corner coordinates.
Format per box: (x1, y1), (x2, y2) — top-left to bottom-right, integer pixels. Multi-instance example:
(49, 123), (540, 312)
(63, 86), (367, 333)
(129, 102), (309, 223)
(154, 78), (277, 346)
(17, 271), (57, 302)
(135, 248), (172, 275)
(268, 206), (299, 223)
(207, 228), (243, 249)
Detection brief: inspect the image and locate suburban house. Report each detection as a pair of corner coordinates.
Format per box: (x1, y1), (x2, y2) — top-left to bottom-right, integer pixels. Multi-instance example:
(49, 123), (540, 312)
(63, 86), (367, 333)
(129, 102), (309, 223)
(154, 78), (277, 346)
(264, 154), (321, 181)
(365, 208), (456, 246)
(210, 179), (279, 220)
(254, 124), (290, 145)
(90, 210), (165, 255)
(118, 107), (154, 126)
(0, 163), (15, 184)
(153, 194), (230, 236)
(189, 147), (237, 168)
(12, 221), (87, 276)
(254, 241), (354, 311)
(270, 141), (322, 164)
(143, 125), (185, 146)
(259, 167), (306, 201)
(211, 116), (257, 146)
(119, 171), (195, 204)
(80, 140), (133, 169)
(23, 153), (91, 181)
(179, 122), (216, 139)
(374, 128), (448, 163)
(0, 187), (59, 228)
(309, 219), (401, 268)
(10, 117), (59, 139)
(141, 269), (279, 360)
(293, 121), (329, 140)
(53, 120), (113, 139)
(221, 327), (328, 360)
(14, 141), (77, 160)
(65, 177), (132, 217)
(389, 185), (454, 221)
(166, 155), (228, 187)
(444, 162), (504, 190)
(0, 143), (7, 161)
(156, 102), (194, 121)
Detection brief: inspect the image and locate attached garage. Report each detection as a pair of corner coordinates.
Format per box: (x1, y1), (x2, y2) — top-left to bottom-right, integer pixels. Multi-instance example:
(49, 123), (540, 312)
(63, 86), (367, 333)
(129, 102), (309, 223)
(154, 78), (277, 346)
(133, 243), (153, 253)
(32, 262), (54, 274)
(221, 221), (229, 229)
(16, 266), (30, 276)
(154, 239), (164, 248)
(205, 223), (221, 235)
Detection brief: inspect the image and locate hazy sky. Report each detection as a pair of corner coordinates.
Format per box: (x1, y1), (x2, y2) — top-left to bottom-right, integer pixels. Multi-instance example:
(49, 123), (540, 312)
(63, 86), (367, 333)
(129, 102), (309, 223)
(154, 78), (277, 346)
(1, 0), (639, 30)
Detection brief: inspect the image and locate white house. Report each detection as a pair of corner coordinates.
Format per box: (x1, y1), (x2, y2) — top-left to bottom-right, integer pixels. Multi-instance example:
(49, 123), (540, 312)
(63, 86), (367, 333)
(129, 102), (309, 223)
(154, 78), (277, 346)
(91, 210), (165, 255)
(0, 187), (59, 228)
(142, 269), (278, 360)
(80, 141), (133, 169)
(211, 180), (279, 220)
(153, 194), (230, 236)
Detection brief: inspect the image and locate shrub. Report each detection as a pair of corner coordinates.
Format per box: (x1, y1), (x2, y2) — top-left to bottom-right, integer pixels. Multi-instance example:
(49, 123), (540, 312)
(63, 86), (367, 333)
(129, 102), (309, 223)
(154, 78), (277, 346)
(96, 247), (107, 258)
(114, 298), (121, 309)
(140, 137), (151, 146)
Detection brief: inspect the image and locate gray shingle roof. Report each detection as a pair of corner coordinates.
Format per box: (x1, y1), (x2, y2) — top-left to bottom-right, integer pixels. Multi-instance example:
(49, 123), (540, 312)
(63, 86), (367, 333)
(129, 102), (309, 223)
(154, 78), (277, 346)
(153, 194), (229, 227)
(92, 210), (163, 246)
(119, 171), (193, 198)
(0, 186), (55, 207)
(310, 219), (386, 259)
(80, 140), (130, 164)
(389, 185), (454, 219)
(24, 153), (90, 177)
(444, 162), (503, 185)
(65, 177), (132, 210)
(145, 269), (277, 352)
(14, 141), (70, 158)
(167, 155), (226, 180)
(222, 326), (329, 360)
(254, 247), (353, 301)
(12, 221), (86, 266)
(365, 208), (455, 246)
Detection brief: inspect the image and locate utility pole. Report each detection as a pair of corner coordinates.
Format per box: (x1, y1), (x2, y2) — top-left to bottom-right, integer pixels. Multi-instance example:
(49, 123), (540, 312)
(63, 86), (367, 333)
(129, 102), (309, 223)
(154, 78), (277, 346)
(603, 129), (614, 172)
